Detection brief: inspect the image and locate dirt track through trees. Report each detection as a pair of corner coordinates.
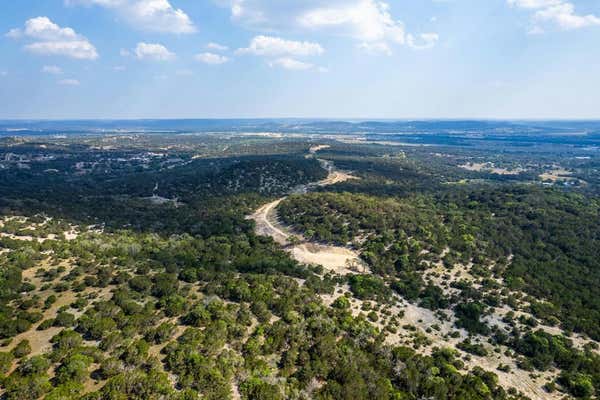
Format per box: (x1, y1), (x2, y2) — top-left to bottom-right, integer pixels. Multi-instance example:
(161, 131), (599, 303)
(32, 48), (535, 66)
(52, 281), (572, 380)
(249, 145), (565, 400)
(249, 146), (366, 274)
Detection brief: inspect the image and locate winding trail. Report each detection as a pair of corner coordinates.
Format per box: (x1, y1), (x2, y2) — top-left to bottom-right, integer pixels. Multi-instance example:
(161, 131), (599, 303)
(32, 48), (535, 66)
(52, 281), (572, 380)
(248, 145), (564, 400)
(249, 146), (366, 274)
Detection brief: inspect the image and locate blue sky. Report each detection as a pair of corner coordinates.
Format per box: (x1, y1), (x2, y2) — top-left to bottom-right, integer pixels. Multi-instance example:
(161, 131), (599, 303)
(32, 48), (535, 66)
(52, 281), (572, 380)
(1, 0), (600, 119)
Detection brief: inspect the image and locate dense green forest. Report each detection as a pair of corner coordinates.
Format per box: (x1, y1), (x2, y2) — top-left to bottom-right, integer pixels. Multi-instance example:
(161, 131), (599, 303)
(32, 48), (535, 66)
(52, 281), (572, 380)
(0, 134), (599, 399)
(279, 188), (600, 341)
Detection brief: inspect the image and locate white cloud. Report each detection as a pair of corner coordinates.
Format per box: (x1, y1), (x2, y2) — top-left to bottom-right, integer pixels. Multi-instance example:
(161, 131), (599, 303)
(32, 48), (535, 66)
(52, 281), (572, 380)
(535, 3), (600, 29)
(236, 34), (325, 70)
(222, 0), (266, 25)
(58, 78), (80, 85)
(358, 41), (392, 55)
(5, 29), (23, 39)
(134, 42), (175, 60)
(66, 0), (196, 34)
(508, 0), (600, 31)
(297, 1), (405, 44)
(268, 57), (328, 72)
(237, 35), (324, 57)
(70, 0), (123, 5)
(269, 57), (314, 70)
(25, 41), (98, 59)
(195, 52), (230, 64)
(508, 0), (562, 9)
(42, 65), (63, 74)
(218, 0), (437, 53)
(207, 42), (229, 51)
(15, 16), (79, 41)
(7, 17), (98, 60)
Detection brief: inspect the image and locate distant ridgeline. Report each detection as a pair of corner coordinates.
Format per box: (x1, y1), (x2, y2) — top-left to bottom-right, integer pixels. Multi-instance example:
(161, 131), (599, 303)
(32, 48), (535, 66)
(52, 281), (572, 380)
(2, 118), (600, 141)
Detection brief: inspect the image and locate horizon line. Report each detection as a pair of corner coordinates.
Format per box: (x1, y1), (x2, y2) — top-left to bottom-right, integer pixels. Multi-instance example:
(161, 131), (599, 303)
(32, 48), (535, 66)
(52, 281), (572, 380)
(2, 117), (600, 122)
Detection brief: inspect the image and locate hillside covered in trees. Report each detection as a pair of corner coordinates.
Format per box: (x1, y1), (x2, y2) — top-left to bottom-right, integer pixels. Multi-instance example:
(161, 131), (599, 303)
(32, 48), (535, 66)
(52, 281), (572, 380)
(0, 131), (599, 400)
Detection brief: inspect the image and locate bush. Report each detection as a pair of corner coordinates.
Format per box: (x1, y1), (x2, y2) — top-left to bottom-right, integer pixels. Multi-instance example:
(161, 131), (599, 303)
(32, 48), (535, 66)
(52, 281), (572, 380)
(558, 372), (594, 399)
(454, 302), (490, 335)
(457, 339), (488, 357)
(37, 319), (54, 330)
(12, 339), (32, 358)
(332, 296), (351, 310)
(367, 311), (379, 322)
(240, 377), (282, 400)
(54, 312), (76, 327)
(348, 275), (391, 301)
(44, 295), (57, 309)
(0, 351), (15, 374)
(128, 276), (152, 293)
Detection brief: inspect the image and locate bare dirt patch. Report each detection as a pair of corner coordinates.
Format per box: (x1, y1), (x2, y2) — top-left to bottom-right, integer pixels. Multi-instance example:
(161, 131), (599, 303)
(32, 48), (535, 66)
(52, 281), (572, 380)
(291, 243), (366, 275)
(539, 167), (581, 184)
(460, 162), (525, 175)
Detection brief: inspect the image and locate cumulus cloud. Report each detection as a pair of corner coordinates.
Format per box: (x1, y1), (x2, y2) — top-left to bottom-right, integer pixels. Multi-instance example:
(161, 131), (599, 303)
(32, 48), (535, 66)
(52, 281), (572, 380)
(195, 52), (230, 64)
(7, 17), (98, 60)
(6, 17), (78, 41)
(42, 65), (63, 74)
(207, 42), (229, 51)
(297, 1), (406, 44)
(235, 34), (327, 71)
(237, 35), (324, 57)
(134, 42), (175, 60)
(268, 57), (328, 72)
(5, 29), (22, 39)
(218, 0), (437, 54)
(508, 0), (560, 7)
(58, 78), (80, 85)
(508, 0), (600, 31)
(269, 57), (314, 70)
(66, 0), (196, 34)
(25, 41), (98, 59)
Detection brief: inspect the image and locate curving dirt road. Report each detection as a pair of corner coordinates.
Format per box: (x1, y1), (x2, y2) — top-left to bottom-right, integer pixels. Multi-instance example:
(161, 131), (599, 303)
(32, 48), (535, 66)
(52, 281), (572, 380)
(251, 198), (296, 245)
(249, 146), (366, 274)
